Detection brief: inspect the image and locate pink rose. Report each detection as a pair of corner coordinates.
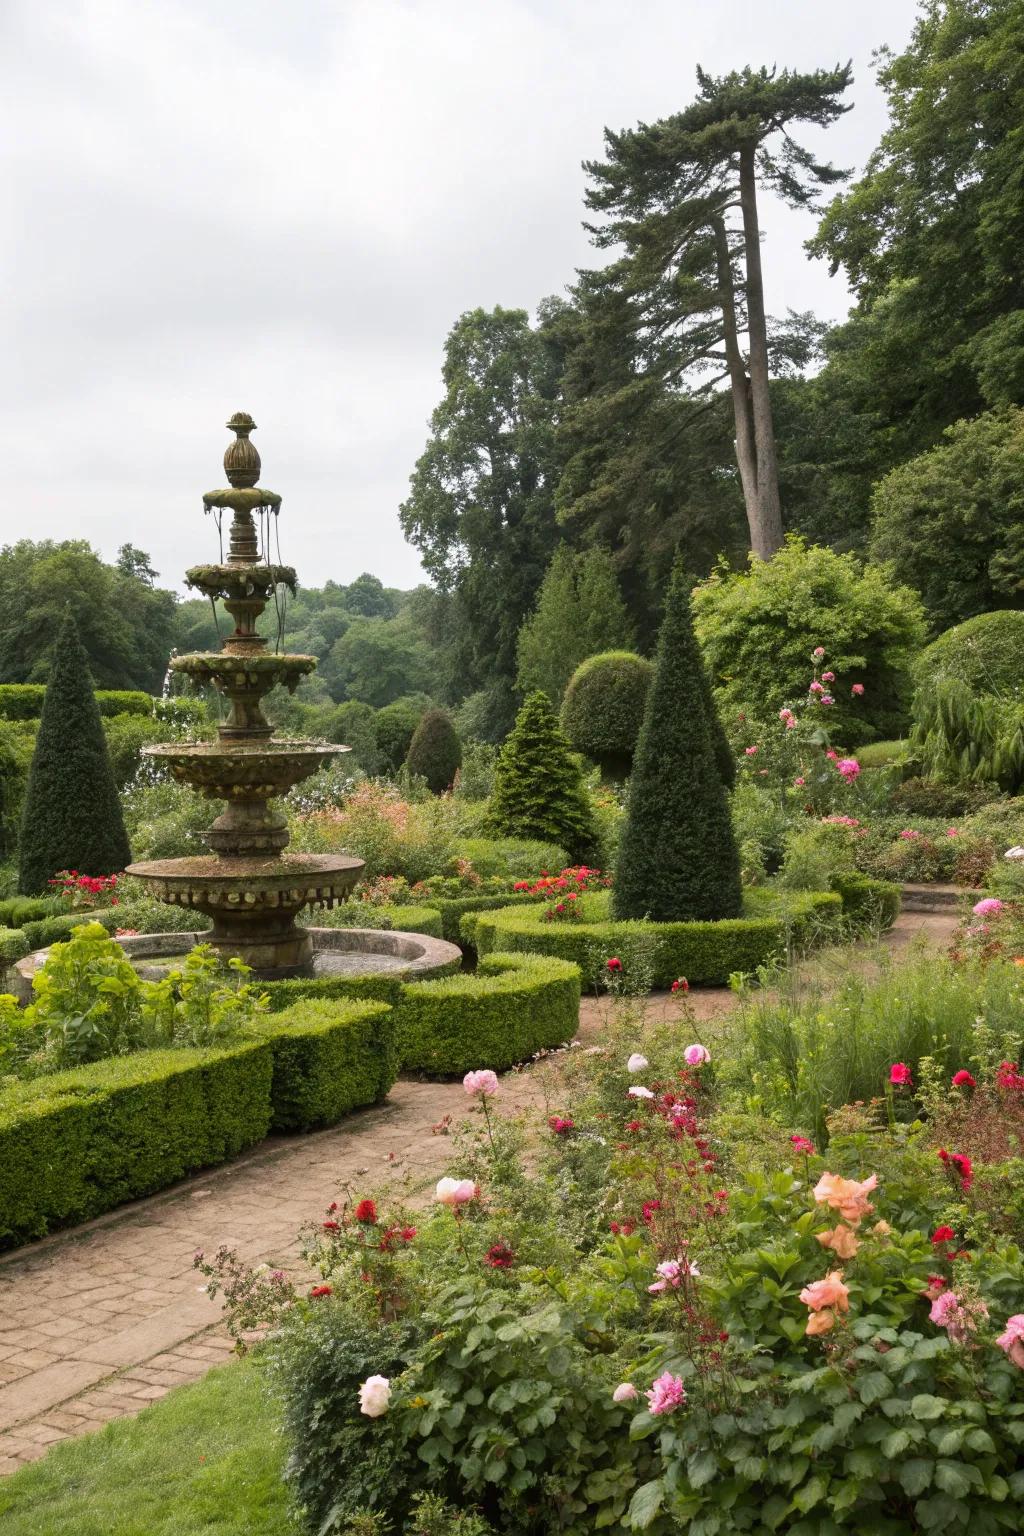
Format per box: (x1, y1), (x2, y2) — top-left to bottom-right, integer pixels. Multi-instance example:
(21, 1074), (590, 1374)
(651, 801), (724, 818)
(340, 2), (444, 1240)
(646, 1371), (686, 1415)
(463, 1069), (499, 1097)
(683, 1043), (710, 1066)
(813, 1171), (877, 1227)
(794, 777), (806, 787)
(647, 1258), (700, 1293)
(973, 898), (1004, 917)
(799, 1270), (850, 1314)
(612, 1382), (639, 1403)
(744, 745), (758, 757)
(821, 671), (835, 682)
(836, 758), (860, 781)
(851, 682), (865, 696)
(997, 1315), (1024, 1369)
(436, 1177), (476, 1206)
(889, 1062), (912, 1087)
(813, 647), (825, 658)
(809, 680), (824, 694)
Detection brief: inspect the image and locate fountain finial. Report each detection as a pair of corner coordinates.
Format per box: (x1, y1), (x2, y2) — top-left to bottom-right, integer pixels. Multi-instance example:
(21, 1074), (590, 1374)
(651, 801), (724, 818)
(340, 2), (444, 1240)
(224, 411), (261, 488)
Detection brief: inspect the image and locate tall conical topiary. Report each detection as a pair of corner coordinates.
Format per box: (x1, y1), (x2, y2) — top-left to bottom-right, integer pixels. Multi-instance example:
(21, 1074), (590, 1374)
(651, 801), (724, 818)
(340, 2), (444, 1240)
(613, 566), (741, 922)
(405, 708), (462, 794)
(18, 613), (132, 894)
(487, 691), (600, 864)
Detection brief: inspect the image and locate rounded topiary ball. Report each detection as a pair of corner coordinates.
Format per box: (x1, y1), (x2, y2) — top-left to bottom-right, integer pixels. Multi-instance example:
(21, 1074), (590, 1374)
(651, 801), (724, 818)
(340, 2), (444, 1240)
(404, 709), (462, 794)
(915, 610), (1024, 697)
(560, 651), (653, 779)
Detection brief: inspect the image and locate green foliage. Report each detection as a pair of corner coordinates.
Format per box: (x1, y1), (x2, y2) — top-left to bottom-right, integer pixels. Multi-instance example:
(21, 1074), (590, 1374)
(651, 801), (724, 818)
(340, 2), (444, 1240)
(249, 1000), (397, 1131)
(394, 952), (581, 1076)
(289, 782), (460, 884)
(911, 675), (1024, 792)
(0, 928), (29, 966)
(375, 696), (429, 773)
(692, 537), (927, 745)
(451, 837), (568, 881)
(0, 720), (34, 860)
(917, 610), (1024, 698)
(871, 409), (1024, 629)
(405, 710), (462, 795)
(473, 887), (843, 990)
(487, 692), (600, 865)
(17, 614), (132, 894)
(102, 711), (179, 790)
(261, 974), (404, 1015)
(0, 685), (153, 720)
(0, 1358), (287, 1536)
(516, 547), (633, 706)
(417, 890), (550, 947)
(121, 775), (221, 862)
(0, 1038), (272, 1245)
(888, 777), (999, 820)
(615, 566), (742, 922)
(830, 870), (901, 929)
(560, 651), (653, 779)
(310, 903), (444, 939)
(322, 615), (432, 708)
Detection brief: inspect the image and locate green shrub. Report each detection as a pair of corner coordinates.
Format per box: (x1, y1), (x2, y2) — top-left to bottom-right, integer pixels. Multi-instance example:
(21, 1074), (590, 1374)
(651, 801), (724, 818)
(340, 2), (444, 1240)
(0, 721), (34, 861)
(122, 777), (223, 862)
(615, 564), (742, 922)
(307, 903), (444, 938)
(0, 1039), (272, 1246)
(830, 871), (901, 929)
(856, 738), (909, 769)
(486, 692), (600, 864)
(422, 890), (547, 946)
(451, 837), (568, 881)
(0, 896), (55, 927)
(693, 536), (926, 746)
(888, 776), (1000, 819)
(18, 615), (132, 894)
(730, 782), (791, 882)
(375, 697), (428, 773)
(249, 1000), (397, 1131)
(559, 651), (653, 779)
(452, 740), (499, 800)
(394, 953), (580, 1075)
(0, 928), (29, 966)
(916, 609), (1024, 697)
(911, 675), (1024, 792)
(262, 974), (404, 1015)
(473, 888), (842, 989)
(962, 795), (1024, 852)
(0, 684), (153, 722)
(103, 712), (173, 790)
(778, 821), (857, 892)
(404, 710), (462, 794)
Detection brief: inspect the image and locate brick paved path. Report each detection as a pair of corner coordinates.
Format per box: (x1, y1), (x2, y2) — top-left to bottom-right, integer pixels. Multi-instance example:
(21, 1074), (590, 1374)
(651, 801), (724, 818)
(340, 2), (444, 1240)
(0, 910), (954, 1472)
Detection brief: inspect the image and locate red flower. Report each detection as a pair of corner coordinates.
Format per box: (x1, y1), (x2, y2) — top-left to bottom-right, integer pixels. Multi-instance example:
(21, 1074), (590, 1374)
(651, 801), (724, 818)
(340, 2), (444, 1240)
(790, 1134), (814, 1155)
(400, 1226), (417, 1243)
(931, 1226), (955, 1244)
(606, 957), (622, 972)
(889, 1062), (912, 1087)
(996, 1061), (1024, 1091)
(548, 1115), (575, 1135)
(322, 1219), (341, 1233)
(938, 1148), (973, 1191)
(625, 1119), (642, 1132)
(484, 1242), (515, 1270)
(641, 1199), (662, 1225)
(671, 977), (689, 994)
(951, 1070), (977, 1088)
(354, 1199), (378, 1225)
(309, 1284), (332, 1300)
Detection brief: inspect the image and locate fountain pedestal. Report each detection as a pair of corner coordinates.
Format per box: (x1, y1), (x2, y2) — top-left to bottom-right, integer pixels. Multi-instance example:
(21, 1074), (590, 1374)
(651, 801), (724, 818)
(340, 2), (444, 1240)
(125, 413), (365, 978)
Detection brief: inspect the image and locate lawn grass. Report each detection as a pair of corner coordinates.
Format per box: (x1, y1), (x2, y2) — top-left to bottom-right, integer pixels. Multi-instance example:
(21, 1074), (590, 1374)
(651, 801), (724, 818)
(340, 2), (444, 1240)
(0, 1357), (288, 1535)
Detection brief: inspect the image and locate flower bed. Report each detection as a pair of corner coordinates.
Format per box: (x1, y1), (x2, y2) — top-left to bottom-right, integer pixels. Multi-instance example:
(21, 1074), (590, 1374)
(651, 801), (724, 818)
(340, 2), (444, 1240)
(468, 887), (850, 987)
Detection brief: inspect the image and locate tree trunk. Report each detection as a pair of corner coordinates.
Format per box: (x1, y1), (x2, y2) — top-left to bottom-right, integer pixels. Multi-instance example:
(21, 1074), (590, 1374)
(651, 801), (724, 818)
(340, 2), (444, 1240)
(711, 213), (759, 536)
(738, 142), (784, 560)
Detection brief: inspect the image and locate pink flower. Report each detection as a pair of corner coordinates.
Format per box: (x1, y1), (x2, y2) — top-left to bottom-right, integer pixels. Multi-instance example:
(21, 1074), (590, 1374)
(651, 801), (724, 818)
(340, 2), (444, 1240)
(683, 1043), (710, 1066)
(930, 1289), (987, 1343)
(899, 828), (920, 840)
(548, 1115), (575, 1135)
(809, 680), (824, 694)
(612, 1382), (639, 1403)
(744, 745), (759, 757)
(779, 708), (794, 722)
(821, 671), (835, 682)
(851, 683), (865, 696)
(825, 749), (838, 762)
(820, 695), (834, 706)
(951, 1070), (977, 1088)
(813, 1171), (877, 1227)
(435, 1178), (476, 1206)
(800, 1270), (850, 1314)
(794, 777), (806, 787)
(463, 1069), (499, 1097)
(646, 1372), (686, 1415)
(996, 1315), (1024, 1370)
(973, 898), (1004, 918)
(836, 758), (860, 781)
(946, 828), (959, 837)
(785, 717), (797, 729)
(648, 1258), (700, 1293)
(813, 647), (826, 659)
(790, 1134), (815, 1155)
(889, 1062), (912, 1087)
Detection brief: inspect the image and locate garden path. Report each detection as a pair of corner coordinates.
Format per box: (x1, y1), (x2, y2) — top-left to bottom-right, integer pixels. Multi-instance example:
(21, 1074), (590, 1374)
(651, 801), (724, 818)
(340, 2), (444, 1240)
(0, 907), (955, 1474)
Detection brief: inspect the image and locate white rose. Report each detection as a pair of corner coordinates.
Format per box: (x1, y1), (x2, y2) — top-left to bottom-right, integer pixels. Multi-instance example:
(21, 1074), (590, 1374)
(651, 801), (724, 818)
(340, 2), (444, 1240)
(358, 1374), (391, 1418)
(628, 1085), (655, 1100)
(626, 1054), (649, 1073)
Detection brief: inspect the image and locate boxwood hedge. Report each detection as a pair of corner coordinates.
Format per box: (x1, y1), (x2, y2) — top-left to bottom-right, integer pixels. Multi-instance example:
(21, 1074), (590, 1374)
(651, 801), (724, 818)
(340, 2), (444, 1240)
(830, 871), (901, 929)
(469, 888), (846, 988)
(307, 904), (444, 939)
(0, 684), (153, 721)
(0, 1038), (273, 1246)
(395, 952), (580, 1075)
(249, 1000), (397, 1131)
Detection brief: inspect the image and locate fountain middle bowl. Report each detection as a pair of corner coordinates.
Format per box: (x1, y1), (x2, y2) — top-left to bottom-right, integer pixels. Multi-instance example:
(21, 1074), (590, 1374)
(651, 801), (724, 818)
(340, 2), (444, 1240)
(141, 739), (350, 798)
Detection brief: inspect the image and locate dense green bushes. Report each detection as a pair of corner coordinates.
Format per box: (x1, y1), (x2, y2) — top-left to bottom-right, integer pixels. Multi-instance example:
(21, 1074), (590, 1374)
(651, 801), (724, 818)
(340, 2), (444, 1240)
(916, 609), (1024, 697)
(404, 709), (462, 793)
(0, 1039), (273, 1245)
(250, 1000), (397, 1131)
(0, 684), (153, 721)
(394, 952), (580, 1075)
(560, 651), (652, 779)
(472, 888), (846, 988)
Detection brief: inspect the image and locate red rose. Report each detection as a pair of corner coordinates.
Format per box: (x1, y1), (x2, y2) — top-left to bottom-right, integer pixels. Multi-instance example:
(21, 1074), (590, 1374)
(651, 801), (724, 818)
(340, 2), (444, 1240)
(309, 1284), (332, 1300)
(606, 957), (622, 972)
(951, 1070), (977, 1088)
(354, 1199), (377, 1225)
(931, 1226), (955, 1244)
(322, 1219), (341, 1233)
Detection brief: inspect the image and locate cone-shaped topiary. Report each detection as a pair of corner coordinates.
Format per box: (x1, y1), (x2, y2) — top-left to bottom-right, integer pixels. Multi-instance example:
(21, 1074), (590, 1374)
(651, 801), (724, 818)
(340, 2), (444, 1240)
(613, 566), (742, 922)
(560, 651), (653, 780)
(18, 613), (133, 894)
(405, 708), (462, 794)
(487, 691), (600, 864)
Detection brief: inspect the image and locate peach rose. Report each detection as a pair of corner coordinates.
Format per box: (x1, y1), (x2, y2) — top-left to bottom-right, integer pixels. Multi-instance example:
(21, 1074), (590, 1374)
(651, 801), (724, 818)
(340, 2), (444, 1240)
(812, 1171), (877, 1227)
(815, 1224), (859, 1259)
(799, 1270), (850, 1314)
(805, 1308), (836, 1336)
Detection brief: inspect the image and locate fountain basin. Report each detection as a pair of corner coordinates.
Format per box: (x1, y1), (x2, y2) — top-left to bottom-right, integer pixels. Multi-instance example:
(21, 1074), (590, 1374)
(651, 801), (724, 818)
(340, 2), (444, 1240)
(141, 739), (350, 798)
(8, 925), (462, 1003)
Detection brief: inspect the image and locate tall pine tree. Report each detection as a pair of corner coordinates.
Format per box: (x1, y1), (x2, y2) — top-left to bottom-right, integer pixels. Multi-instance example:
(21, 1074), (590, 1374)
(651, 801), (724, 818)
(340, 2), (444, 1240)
(18, 613), (132, 893)
(487, 691), (599, 865)
(614, 566), (741, 922)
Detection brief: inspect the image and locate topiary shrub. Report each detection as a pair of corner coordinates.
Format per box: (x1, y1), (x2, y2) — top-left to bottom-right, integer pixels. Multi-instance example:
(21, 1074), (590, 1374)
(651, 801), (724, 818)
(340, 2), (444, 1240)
(486, 692), (600, 864)
(915, 610), (1024, 698)
(560, 651), (653, 779)
(17, 614), (132, 894)
(615, 565), (742, 922)
(404, 710), (462, 794)
(249, 999), (397, 1131)
(375, 697), (428, 773)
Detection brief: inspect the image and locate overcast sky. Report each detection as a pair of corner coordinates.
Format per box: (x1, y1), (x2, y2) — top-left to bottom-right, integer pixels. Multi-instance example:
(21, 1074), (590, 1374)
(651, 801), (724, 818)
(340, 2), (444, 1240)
(1, 0), (919, 595)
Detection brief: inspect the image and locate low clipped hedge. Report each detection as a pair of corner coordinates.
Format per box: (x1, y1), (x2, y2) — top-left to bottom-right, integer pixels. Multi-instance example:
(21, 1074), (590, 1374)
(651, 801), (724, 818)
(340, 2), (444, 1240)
(454, 837), (569, 880)
(0, 897), (56, 927)
(249, 999), (397, 1131)
(0, 929), (30, 966)
(0, 1039), (273, 1246)
(394, 952), (581, 1076)
(470, 888), (844, 988)
(420, 890), (549, 946)
(0, 684), (153, 721)
(262, 974), (404, 1014)
(831, 872), (901, 929)
(307, 904), (444, 939)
